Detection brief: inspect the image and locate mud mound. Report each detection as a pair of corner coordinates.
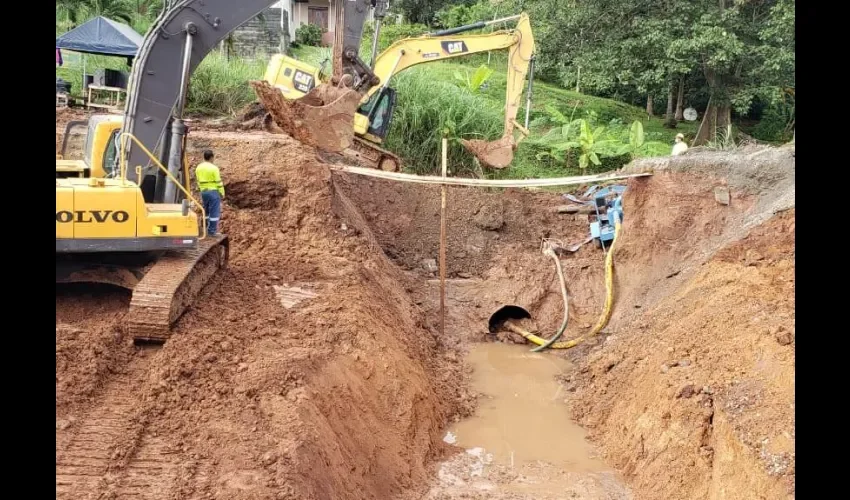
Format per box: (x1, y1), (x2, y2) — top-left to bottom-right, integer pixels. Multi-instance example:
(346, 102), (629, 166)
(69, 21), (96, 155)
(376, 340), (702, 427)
(57, 131), (465, 500)
(56, 284), (134, 412)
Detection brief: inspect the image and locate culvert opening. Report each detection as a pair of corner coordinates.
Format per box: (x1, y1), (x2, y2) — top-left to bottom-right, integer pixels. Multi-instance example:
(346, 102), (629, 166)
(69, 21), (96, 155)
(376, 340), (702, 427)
(488, 305), (532, 334)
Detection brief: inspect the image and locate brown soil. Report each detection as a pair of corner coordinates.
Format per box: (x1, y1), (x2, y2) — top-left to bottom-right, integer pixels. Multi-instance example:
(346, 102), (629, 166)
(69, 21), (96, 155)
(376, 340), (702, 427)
(56, 106), (794, 500)
(460, 136), (516, 169)
(562, 152), (796, 499)
(251, 80), (361, 153)
(56, 131), (466, 500)
(336, 145), (795, 500)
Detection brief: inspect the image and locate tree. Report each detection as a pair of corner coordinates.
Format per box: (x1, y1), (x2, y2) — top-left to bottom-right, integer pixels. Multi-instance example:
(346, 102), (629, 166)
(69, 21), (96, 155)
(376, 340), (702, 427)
(668, 0), (795, 145)
(393, 0), (474, 25)
(56, 0), (137, 29)
(524, 0), (793, 143)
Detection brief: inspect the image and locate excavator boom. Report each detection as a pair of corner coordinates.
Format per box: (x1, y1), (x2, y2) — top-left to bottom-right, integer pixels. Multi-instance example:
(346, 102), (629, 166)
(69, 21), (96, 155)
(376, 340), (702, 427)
(259, 11), (536, 169)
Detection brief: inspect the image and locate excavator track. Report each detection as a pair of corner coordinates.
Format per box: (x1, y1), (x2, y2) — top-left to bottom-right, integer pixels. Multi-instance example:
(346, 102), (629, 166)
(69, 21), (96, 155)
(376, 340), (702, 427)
(256, 103), (401, 172)
(126, 235), (230, 343)
(343, 137), (402, 172)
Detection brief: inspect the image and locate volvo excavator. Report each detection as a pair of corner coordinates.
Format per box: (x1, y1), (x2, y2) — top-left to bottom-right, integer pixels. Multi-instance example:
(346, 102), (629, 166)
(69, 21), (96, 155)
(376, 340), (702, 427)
(55, 0), (359, 343)
(254, 2), (536, 170)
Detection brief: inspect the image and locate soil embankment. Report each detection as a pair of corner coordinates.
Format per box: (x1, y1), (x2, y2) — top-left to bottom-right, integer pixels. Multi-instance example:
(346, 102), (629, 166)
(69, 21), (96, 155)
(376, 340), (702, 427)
(57, 130), (467, 500)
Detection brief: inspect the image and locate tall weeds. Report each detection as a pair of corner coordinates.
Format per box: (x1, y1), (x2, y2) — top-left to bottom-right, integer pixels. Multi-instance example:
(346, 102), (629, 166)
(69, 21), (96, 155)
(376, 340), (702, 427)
(384, 67), (503, 175)
(186, 52), (267, 116)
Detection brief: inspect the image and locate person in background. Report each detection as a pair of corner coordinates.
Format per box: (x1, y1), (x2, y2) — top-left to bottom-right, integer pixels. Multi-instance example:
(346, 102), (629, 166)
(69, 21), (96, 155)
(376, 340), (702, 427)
(195, 150), (225, 236)
(671, 133), (688, 156)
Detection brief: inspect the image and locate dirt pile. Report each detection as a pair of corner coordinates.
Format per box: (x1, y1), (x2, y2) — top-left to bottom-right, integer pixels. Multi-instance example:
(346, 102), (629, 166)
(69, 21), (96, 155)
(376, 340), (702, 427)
(56, 131), (467, 500)
(251, 80), (361, 153)
(56, 285), (135, 412)
(562, 147), (795, 500)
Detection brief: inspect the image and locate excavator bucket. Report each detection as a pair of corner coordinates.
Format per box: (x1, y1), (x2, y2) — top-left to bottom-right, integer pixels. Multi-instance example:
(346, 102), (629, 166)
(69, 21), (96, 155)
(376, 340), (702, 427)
(251, 80), (362, 153)
(461, 135), (516, 169)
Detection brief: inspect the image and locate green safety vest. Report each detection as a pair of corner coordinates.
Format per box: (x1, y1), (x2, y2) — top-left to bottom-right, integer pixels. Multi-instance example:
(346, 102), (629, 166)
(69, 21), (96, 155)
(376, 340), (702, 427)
(196, 161), (225, 197)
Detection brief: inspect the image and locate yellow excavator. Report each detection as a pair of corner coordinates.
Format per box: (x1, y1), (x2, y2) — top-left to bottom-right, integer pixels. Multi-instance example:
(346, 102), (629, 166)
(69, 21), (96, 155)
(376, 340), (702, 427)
(253, 6), (536, 171)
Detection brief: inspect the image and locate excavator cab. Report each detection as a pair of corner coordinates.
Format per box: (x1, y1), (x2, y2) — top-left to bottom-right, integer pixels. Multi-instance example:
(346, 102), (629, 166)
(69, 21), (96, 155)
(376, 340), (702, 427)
(354, 87), (397, 143)
(56, 115), (123, 178)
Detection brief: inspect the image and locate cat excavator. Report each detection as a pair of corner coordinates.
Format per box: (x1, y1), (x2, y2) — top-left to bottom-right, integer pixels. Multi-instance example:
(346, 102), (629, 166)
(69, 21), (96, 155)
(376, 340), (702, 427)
(254, 3), (536, 170)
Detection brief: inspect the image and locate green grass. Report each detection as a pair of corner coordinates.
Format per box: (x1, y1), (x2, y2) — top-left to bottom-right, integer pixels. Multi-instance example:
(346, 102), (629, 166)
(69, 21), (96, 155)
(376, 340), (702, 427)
(56, 51), (266, 116)
(290, 45), (695, 176)
(57, 42), (695, 178)
(185, 52), (267, 116)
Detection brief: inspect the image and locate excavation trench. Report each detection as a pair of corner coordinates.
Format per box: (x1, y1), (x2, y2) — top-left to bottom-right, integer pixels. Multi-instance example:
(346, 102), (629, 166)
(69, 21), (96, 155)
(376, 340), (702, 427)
(56, 120), (794, 500)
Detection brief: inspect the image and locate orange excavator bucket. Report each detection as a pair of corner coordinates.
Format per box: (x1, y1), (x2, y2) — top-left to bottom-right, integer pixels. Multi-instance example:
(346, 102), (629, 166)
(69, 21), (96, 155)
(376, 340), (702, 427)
(251, 80), (362, 153)
(460, 135), (516, 169)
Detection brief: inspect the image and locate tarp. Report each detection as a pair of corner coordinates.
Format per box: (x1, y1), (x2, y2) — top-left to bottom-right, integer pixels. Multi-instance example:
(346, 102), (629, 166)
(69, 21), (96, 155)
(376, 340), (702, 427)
(55, 16), (143, 57)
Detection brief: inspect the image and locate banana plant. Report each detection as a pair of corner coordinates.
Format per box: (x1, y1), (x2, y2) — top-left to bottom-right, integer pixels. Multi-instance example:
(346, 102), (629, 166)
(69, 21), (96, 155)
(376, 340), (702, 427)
(620, 120), (645, 160)
(537, 119), (617, 169)
(453, 64), (494, 93)
(574, 119), (616, 168)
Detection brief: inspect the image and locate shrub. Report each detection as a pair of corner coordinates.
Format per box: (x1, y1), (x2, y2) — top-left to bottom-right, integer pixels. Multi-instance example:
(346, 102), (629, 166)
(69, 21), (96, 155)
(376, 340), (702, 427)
(363, 22), (429, 54)
(295, 23), (323, 47)
(751, 102), (794, 143)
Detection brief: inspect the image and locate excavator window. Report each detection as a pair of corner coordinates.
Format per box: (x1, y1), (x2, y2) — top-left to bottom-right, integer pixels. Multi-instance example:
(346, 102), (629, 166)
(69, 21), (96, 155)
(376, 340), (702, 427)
(60, 121), (89, 161)
(102, 129), (120, 178)
(360, 88), (397, 140)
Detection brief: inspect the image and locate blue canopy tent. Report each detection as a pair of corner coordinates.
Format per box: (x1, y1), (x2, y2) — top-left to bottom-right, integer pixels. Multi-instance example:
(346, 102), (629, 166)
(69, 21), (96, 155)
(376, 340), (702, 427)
(56, 16), (143, 93)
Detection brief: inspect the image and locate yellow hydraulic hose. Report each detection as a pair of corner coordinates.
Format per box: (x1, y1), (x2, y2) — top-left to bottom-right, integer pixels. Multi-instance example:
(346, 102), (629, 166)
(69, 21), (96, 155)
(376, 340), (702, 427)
(530, 246), (569, 352)
(508, 220), (621, 350)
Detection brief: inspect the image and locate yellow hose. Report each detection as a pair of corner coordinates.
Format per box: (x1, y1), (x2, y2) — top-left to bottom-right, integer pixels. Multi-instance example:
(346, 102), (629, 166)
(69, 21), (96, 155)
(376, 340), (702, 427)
(509, 220), (621, 350)
(529, 247), (569, 352)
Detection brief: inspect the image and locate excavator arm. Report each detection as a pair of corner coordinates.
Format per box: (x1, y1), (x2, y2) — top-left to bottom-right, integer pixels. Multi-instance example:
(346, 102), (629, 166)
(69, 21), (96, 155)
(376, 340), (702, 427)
(122, 0), (379, 204)
(369, 14), (534, 127)
(366, 13), (536, 168)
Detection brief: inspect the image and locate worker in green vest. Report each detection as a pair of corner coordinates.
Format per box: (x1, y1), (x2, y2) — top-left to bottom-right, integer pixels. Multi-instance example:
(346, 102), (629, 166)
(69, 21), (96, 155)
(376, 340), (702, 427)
(195, 150), (225, 236)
